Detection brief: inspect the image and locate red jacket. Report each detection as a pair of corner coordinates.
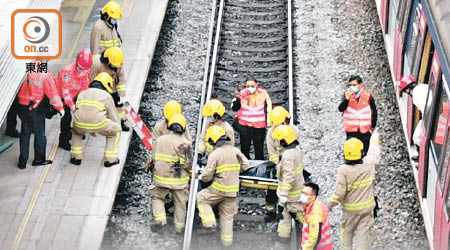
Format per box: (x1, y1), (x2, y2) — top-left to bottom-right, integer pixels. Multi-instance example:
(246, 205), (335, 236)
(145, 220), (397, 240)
(18, 64), (63, 112)
(54, 62), (91, 110)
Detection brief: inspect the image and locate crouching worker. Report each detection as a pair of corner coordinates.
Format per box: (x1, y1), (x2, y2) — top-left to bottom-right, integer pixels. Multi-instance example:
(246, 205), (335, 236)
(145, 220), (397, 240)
(70, 72), (121, 167)
(150, 114), (193, 233)
(197, 125), (249, 247)
(271, 125), (304, 240)
(300, 182), (333, 250)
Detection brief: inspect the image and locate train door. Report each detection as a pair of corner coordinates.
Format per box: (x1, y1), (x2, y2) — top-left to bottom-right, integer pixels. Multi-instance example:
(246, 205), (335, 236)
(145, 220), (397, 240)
(434, 75), (450, 250)
(379, 0), (390, 33)
(419, 52), (443, 229)
(393, 0), (413, 81)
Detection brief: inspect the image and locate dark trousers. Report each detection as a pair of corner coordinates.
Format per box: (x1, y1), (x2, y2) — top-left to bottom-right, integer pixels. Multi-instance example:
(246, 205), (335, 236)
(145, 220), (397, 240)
(6, 96), (20, 132)
(346, 131), (372, 156)
(18, 106), (47, 164)
(239, 126), (266, 160)
(59, 105), (72, 144)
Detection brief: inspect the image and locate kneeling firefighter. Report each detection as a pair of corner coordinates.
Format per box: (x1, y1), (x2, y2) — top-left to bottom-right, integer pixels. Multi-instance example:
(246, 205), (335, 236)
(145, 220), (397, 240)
(197, 125), (249, 246)
(70, 72), (121, 167)
(149, 114), (193, 233)
(271, 125), (304, 239)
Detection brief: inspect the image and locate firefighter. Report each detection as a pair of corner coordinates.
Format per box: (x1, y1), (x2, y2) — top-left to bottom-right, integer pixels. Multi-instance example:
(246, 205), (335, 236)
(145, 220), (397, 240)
(339, 75), (377, 156)
(198, 99), (234, 156)
(271, 125), (304, 239)
(54, 50), (92, 150)
(265, 106), (301, 221)
(300, 182), (333, 250)
(231, 78), (272, 160)
(17, 60), (64, 169)
(328, 130), (381, 250)
(197, 125), (249, 246)
(70, 72), (121, 167)
(149, 113), (193, 233)
(90, 0), (122, 57)
(90, 47), (129, 131)
(153, 100), (192, 142)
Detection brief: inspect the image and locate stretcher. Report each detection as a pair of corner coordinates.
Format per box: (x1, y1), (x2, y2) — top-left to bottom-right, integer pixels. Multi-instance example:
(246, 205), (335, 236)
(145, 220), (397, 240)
(239, 160), (279, 190)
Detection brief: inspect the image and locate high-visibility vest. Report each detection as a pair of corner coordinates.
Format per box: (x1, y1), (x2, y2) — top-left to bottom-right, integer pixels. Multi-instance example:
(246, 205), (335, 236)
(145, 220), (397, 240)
(435, 102), (450, 145)
(18, 65), (63, 112)
(237, 87), (271, 128)
(301, 199), (333, 250)
(343, 88), (372, 133)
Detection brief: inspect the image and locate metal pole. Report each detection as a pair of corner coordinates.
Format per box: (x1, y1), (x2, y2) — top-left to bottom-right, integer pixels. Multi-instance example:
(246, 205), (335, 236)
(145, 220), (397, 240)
(182, 0), (225, 249)
(287, 0), (294, 124)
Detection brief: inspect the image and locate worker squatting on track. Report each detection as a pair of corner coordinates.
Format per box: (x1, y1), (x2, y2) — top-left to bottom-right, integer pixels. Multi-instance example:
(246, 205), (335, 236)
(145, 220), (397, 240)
(197, 125), (249, 246)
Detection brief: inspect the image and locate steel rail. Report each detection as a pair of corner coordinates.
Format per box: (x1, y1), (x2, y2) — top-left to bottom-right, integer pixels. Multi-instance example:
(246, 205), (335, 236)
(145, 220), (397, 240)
(182, 0), (225, 249)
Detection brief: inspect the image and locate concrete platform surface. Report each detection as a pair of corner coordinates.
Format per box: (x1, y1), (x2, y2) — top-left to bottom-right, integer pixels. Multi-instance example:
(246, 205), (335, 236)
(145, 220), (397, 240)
(0, 0), (168, 249)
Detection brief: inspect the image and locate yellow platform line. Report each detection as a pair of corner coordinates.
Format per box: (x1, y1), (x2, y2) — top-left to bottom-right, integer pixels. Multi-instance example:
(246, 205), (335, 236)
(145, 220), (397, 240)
(11, 136), (60, 250)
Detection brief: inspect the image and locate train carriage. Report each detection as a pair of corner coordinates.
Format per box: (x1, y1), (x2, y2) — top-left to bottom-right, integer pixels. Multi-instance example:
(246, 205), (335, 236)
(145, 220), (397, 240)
(376, 0), (450, 249)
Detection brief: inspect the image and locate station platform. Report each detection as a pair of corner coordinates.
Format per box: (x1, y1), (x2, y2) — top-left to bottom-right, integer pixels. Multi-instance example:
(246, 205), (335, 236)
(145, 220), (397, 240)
(0, 0), (168, 249)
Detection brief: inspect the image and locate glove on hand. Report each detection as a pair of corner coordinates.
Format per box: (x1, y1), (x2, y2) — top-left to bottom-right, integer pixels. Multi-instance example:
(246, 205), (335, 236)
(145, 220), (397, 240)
(278, 196), (288, 205)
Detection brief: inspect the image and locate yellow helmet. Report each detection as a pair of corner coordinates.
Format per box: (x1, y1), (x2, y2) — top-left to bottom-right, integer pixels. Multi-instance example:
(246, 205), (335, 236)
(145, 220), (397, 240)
(163, 100), (182, 120)
(202, 99), (225, 117)
(94, 72), (114, 93)
(206, 125), (226, 144)
(104, 47), (124, 68)
(102, 1), (122, 20)
(168, 113), (186, 130)
(270, 106), (290, 126)
(272, 125), (296, 145)
(343, 138), (364, 160)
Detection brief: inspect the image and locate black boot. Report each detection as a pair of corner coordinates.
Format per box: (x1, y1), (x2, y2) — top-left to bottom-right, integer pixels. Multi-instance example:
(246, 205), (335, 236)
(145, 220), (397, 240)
(104, 159), (120, 168)
(196, 226), (218, 235)
(17, 161), (26, 169)
(70, 158), (82, 165)
(58, 141), (71, 151)
(31, 159), (52, 166)
(121, 120), (130, 132)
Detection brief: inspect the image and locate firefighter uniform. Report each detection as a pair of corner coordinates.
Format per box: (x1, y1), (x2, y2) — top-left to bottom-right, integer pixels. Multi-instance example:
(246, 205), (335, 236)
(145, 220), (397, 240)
(90, 1), (122, 57)
(153, 119), (192, 142)
(271, 125), (304, 238)
(90, 54), (126, 119)
(55, 51), (92, 149)
(17, 63), (64, 168)
(301, 199), (333, 250)
(150, 114), (193, 232)
(198, 119), (234, 156)
(70, 73), (121, 165)
(329, 131), (381, 250)
(267, 125), (301, 164)
(197, 125), (249, 246)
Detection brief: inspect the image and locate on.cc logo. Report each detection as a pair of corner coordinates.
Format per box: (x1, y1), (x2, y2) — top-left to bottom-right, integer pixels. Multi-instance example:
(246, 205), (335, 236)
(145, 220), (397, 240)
(23, 16), (50, 44)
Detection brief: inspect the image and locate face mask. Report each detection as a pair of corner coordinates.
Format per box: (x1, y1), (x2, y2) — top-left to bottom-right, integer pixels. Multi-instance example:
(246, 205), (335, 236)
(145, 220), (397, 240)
(350, 85), (359, 93)
(109, 18), (117, 26)
(247, 87), (256, 94)
(299, 193), (308, 204)
(207, 117), (214, 124)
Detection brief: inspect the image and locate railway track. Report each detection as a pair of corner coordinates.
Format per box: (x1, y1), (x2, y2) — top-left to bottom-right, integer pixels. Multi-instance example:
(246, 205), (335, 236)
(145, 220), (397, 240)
(182, 0), (297, 249)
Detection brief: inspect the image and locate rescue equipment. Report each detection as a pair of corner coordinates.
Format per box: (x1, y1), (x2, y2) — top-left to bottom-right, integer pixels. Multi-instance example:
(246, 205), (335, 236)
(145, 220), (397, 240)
(124, 101), (152, 150)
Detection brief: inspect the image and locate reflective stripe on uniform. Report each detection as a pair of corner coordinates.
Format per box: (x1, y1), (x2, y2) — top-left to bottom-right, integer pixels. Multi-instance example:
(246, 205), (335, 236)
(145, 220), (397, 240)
(119, 110), (126, 119)
(343, 197), (375, 211)
(269, 154), (278, 162)
(296, 164), (304, 174)
(215, 163), (240, 174)
(116, 84), (126, 92)
(211, 181), (239, 193)
(26, 75), (44, 88)
(221, 234), (233, 242)
(197, 203), (216, 224)
(70, 146), (83, 155)
(153, 174), (189, 186)
(279, 182), (292, 191)
(288, 189), (302, 198)
(330, 195), (339, 204)
(153, 212), (166, 221)
(347, 177), (374, 190)
(277, 224), (291, 233)
(74, 119), (107, 130)
(104, 132), (120, 158)
(174, 221), (185, 230)
(76, 100), (106, 111)
(154, 153), (185, 164)
(99, 38), (122, 47)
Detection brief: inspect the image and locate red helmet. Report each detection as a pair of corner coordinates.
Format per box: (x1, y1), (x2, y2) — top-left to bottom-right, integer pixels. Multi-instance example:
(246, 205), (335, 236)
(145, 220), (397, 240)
(76, 50), (92, 70)
(398, 75), (416, 92)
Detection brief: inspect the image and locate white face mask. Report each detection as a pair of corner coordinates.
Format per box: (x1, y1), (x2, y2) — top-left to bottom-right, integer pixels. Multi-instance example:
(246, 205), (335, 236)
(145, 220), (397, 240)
(349, 85), (359, 93)
(247, 87), (256, 94)
(207, 117), (214, 124)
(299, 193), (308, 204)
(110, 18), (117, 25)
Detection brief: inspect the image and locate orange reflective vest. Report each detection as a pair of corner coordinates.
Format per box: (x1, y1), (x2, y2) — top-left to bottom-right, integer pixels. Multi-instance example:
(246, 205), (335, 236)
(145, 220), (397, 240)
(343, 88), (372, 133)
(237, 87), (271, 128)
(435, 102), (450, 145)
(54, 62), (91, 110)
(18, 64), (63, 112)
(301, 199), (333, 250)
